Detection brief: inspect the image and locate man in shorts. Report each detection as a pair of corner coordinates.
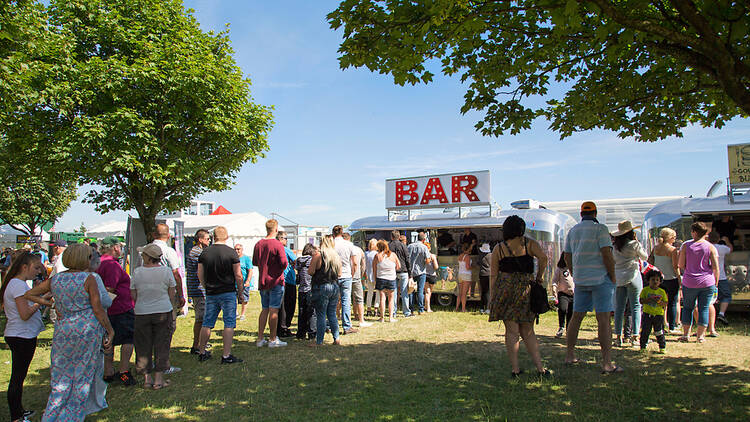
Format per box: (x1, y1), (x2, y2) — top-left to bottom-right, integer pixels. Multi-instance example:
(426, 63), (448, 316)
(186, 229), (210, 354)
(344, 233), (371, 328)
(708, 231), (732, 325)
(197, 226), (243, 364)
(235, 243), (253, 321)
(97, 236), (137, 385)
(563, 201), (621, 374)
(253, 219), (288, 348)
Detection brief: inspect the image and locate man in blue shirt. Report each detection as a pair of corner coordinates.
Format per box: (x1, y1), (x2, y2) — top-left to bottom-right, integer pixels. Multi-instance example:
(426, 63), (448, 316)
(563, 201), (620, 373)
(407, 232), (432, 314)
(276, 231), (297, 337)
(235, 243), (254, 321)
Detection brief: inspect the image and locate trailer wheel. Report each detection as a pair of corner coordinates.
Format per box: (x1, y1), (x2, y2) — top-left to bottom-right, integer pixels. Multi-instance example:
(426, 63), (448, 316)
(437, 294), (454, 307)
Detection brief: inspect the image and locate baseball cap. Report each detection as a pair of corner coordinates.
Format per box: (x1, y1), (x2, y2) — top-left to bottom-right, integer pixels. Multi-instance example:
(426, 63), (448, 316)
(580, 201), (597, 212)
(138, 244), (163, 260)
(52, 239), (67, 247)
(100, 236), (122, 246)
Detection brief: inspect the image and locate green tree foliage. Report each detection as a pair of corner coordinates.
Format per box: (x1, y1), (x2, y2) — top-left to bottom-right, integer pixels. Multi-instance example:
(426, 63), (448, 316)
(0, 1), (77, 235)
(45, 0), (273, 238)
(328, 0), (750, 141)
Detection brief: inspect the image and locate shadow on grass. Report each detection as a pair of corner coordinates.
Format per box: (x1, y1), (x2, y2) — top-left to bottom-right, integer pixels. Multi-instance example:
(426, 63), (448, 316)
(8, 332), (750, 422)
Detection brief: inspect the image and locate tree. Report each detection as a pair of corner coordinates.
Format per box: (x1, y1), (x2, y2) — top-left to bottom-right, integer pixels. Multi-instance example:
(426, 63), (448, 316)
(0, 1), (77, 236)
(46, 0), (273, 239)
(328, 0), (750, 141)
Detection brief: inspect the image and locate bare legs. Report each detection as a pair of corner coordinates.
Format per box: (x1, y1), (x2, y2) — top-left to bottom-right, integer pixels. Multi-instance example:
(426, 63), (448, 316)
(503, 320), (545, 374)
(424, 283), (433, 312)
(565, 311), (615, 371)
(258, 308), (280, 342)
(191, 320), (201, 350)
(105, 344), (134, 377)
(455, 281), (470, 312)
(379, 289), (396, 322)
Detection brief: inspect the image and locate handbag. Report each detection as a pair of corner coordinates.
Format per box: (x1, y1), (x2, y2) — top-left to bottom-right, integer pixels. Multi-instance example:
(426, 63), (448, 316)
(407, 277), (417, 294)
(529, 280), (550, 319)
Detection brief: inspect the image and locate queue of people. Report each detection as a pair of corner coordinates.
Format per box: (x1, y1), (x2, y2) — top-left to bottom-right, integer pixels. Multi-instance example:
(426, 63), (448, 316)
(0, 206), (738, 421)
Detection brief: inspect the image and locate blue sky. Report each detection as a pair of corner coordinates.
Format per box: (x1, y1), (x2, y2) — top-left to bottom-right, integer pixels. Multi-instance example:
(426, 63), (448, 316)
(56, 0), (750, 231)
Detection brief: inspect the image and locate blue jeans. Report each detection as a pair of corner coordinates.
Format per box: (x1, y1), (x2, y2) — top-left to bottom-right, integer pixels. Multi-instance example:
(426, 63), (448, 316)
(614, 282), (642, 336)
(203, 292), (238, 329)
(412, 273), (426, 313)
(682, 285), (717, 327)
(396, 273), (411, 316)
(312, 283), (340, 344)
(337, 278), (353, 331)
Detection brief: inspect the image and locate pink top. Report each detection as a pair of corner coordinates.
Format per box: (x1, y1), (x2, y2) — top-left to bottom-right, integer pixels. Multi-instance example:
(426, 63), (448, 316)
(682, 240), (716, 288)
(96, 255), (133, 315)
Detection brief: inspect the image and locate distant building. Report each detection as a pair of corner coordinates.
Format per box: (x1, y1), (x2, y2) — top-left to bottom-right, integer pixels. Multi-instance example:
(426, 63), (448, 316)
(540, 196), (682, 233)
(158, 200), (215, 219)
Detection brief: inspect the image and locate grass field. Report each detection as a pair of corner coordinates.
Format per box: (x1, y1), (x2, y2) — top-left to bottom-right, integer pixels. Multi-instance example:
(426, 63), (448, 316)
(1, 295), (750, 421)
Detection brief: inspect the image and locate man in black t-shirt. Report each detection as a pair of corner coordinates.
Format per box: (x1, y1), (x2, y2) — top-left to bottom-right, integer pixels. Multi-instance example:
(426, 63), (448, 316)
(196, 226), (243, 364)
(389, 230), (412, 317)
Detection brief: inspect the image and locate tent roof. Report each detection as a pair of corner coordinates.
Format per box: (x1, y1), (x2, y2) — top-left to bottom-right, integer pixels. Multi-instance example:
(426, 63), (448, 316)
(87, 220), (127, 238)
(172, 211), (280, 237)
(210, 205), (231, 215)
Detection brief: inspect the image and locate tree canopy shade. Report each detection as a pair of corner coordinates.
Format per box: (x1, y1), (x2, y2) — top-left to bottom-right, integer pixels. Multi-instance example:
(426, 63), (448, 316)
(47, 0), (273, 238)
(328, 0), (750, 141)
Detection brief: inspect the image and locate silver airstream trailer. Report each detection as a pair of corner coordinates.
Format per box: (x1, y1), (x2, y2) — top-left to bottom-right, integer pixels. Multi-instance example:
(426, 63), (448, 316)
(349, 205), (576, 306)
(642, 195), (750, 309)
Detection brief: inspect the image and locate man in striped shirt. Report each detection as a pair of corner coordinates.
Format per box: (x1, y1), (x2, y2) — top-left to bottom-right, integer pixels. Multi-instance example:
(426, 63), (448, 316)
(187, 229), (211, 355)
(563, 201), (621, 374)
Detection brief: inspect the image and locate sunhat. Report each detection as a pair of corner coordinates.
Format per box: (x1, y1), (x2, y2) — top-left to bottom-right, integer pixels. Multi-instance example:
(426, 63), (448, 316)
(611, 220), (640, 237)
(100, 236), (122, 246)
(138, 244), (163, 260)
(479, 243), (491, 253)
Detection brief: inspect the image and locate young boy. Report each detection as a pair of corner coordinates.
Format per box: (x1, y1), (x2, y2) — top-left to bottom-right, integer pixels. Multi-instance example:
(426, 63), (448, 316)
(640, 269), (668, 353)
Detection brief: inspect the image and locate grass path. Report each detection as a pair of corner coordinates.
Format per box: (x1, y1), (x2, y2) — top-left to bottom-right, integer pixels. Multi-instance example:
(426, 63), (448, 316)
(2, 295), (749, 421)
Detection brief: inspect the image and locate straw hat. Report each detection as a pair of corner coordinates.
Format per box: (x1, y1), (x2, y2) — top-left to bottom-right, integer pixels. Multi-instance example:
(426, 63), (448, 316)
(611, 220), (640, 237)
(479, 243), (491, 253)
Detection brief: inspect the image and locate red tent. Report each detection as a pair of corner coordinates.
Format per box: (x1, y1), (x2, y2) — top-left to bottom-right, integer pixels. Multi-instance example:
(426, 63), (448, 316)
(210, 205), (232, 215)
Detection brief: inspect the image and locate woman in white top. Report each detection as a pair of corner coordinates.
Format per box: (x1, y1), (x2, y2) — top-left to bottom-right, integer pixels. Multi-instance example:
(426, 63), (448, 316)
(649, 227), (681, 331)
(130, 244), (176, 390)
(611, 221), (648, 347)
(372, 240), (400, 322)
(456, 243), (472, 312)
(424, 242), (439, 313)
(364, 238), (379, 316)
(1, 251), (46, 422)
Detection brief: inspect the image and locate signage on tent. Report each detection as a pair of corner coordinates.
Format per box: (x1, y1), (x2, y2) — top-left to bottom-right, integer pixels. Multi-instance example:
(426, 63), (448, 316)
(385, 170), (491, 210)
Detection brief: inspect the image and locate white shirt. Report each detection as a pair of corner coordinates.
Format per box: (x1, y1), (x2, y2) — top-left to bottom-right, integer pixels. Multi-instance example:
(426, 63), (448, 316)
(51, 254), (67, 276)
(131, 266), (176, 315)
(153, 239), (181, 271)
(613, 240), (648, 287)
(334, 236), (356, 279)
(715, 244), (731, 280)
(352, 246), (364, 279)
(3, 278), (44, 338)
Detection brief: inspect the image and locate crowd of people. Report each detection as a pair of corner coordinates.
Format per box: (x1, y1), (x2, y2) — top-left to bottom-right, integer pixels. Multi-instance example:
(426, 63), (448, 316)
(0, 203), (736, 421)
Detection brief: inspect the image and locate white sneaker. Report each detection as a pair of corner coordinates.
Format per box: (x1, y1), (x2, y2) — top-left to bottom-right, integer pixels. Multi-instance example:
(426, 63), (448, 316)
(360, 321), (373, 328)
(256, 338), (268, 347)
(268, 338), (288, 348)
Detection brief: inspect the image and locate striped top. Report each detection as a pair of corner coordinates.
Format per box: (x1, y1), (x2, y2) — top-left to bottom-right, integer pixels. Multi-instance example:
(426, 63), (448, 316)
(185, 245), (205, 297)
(564, 219), (613, 286)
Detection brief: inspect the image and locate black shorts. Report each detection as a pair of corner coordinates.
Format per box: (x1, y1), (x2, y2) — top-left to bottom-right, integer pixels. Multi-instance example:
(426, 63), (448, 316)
(426, 275), (437, 285)
(109, 309), (135, 346)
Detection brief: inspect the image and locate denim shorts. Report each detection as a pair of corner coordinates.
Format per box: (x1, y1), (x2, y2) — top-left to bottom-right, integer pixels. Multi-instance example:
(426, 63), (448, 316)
(717, 279), (732, 303)
(573, 280), (614, 313)
(260, 284), (284, 309)
(376, 278), (397, 291)
(203, 291), (238, 329)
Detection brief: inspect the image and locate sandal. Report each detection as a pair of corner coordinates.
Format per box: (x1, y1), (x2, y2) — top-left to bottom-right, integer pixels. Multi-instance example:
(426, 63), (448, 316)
(564, 358), (580, 365)
(677, 336), (689, 343)
(152, 380), (171, 390)
(511, 370), (524, 379)
(697, 336), (706, 343)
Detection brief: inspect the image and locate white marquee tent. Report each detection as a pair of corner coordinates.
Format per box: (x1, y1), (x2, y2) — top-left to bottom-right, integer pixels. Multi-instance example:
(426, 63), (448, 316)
(0, 225), (51, 249)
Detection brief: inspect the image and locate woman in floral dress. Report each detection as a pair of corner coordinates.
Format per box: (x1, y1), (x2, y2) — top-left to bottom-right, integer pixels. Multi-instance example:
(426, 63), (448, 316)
(488, 215), (551, 378)
(25, 243), (114, 421)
